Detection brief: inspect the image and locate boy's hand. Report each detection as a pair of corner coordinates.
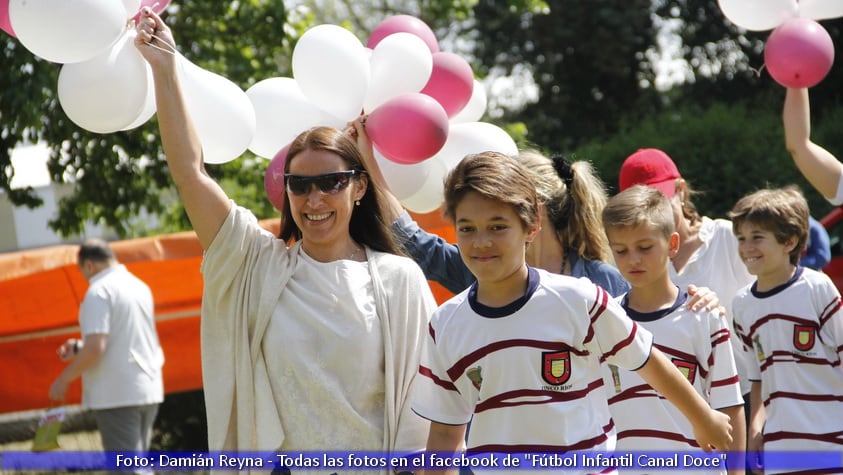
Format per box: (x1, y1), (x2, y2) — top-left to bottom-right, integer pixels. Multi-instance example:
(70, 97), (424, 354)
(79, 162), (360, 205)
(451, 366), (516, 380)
(693, 408), (733, 452)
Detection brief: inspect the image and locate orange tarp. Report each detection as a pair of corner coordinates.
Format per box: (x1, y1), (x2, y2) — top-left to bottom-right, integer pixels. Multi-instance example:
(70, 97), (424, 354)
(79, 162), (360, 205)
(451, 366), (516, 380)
(0, 211), (455, 414)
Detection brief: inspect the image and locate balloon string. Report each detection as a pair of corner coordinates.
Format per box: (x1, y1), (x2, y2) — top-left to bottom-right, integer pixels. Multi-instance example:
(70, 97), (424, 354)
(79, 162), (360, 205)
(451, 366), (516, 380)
(147, 34), (177, 56)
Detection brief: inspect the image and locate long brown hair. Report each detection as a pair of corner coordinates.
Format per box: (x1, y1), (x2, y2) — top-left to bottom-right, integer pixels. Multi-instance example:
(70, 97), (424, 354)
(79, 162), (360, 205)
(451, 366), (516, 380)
(518, 150), (611, 262)
(278, 127), (400, 255)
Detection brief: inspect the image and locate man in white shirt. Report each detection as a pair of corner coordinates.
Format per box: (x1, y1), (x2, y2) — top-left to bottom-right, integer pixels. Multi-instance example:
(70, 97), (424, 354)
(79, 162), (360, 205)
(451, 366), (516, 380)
(49, 238), (164, 457)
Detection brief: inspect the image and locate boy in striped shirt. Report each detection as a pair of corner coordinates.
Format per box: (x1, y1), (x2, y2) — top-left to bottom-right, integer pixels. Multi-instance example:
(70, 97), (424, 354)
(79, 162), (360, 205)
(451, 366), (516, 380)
(602, 185), (745, 474)
(730, 186), (843, 475)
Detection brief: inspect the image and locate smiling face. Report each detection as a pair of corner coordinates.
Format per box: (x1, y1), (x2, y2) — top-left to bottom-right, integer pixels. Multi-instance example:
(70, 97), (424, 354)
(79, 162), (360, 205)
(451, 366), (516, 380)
(285, 148), (367, 260)
(735, 220), (797, 291)
(454, 191), (538, 302)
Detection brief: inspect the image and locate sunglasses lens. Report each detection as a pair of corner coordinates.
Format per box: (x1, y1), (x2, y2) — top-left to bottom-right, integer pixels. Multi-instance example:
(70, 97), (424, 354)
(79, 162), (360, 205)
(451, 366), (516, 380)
(316, 173), (350, 193)
(286, 171), (356, 196)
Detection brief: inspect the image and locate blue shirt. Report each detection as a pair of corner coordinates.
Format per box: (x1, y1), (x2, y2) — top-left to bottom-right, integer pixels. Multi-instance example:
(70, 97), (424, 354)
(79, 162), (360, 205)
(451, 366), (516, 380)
(800, 216), (831, 271)
(392, 211), (630, 297)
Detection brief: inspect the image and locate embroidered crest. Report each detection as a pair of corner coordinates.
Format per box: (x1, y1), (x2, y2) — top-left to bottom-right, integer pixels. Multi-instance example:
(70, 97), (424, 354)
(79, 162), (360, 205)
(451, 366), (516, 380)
(672, 359), (697, 385)
(753, 334), (765, 362)
(793, 324), (816, 351)
(466, 366), (483, 391)
(542, 351), (571, 385)
(608, 364), (622, 393)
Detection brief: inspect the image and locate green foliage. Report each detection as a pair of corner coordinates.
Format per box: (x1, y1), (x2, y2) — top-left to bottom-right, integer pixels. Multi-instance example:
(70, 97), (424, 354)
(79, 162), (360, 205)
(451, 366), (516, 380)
(1, 0), (291, 238)
(151, 390), (208, 451)
(575, 100), (834, 220)
(471, 0), (659, 151)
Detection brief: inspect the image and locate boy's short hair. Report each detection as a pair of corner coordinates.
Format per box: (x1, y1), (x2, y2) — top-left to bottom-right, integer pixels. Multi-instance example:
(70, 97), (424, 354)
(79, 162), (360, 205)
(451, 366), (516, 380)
(603, 185), (675, 238)
(728, 186), (809, 266)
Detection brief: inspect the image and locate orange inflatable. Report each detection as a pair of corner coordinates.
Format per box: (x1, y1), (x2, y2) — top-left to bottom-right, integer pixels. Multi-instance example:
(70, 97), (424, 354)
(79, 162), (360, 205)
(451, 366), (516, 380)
(0, 211), (455, 414)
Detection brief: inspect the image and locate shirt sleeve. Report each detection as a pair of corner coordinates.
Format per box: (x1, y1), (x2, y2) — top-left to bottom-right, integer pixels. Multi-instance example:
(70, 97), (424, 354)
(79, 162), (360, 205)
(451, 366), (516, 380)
(816, 277), (843, 358)
(588, 285), (654, 371)
(79, 286), (111, 335)
(412, 319), (473, 426)
(731, 299), (762, 382)
(392, 211), (476, 294)
(706, 312), (743, 409)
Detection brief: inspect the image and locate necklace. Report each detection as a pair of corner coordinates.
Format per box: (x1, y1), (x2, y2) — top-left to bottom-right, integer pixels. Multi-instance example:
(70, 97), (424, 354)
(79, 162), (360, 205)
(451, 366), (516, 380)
(347, 245), (363, 261)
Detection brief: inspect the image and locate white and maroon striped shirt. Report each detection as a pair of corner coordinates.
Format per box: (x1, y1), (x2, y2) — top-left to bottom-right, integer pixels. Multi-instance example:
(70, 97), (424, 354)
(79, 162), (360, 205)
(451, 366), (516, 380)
(412, 267), (652, 474)
(733, 267), (843, 474)
(602, 290), (742, 474)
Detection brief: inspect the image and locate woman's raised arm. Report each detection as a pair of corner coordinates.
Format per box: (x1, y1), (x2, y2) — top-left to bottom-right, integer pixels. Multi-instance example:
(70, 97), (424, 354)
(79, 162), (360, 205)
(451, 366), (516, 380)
(135, 8), (231, 249)
(783, 87), (843, 203)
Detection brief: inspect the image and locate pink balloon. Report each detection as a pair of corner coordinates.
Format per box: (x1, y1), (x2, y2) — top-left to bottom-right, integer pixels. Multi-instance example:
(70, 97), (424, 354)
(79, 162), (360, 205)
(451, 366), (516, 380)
(367, 15), (439, 54)
(420, 52), (475, 118)
(765, 18), (834, 89)
(264, 144), (290, 211)
(130, 0), (171, 23)
(0, 0), (14, 37)
(366, 93), (449, 165)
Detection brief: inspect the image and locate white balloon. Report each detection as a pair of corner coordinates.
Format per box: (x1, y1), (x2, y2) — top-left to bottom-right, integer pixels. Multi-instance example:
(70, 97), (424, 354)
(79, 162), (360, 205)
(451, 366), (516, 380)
(363, 32), (433, 113)
(178, 55), (256, 164)
(246, 77), (344, 158)
(120, 69), (157, 131)
(717, 0), (797, 31)
(400, 155), (448, 214)
(292, 24), (370, 121)
(122, 0), (142, 18)
(10, 0), (126, 63)
(435, 121), (519, 171)
(373, 148), (432, 200)
(58, 30), (152, 133)
(450, 80), (488, 124)
(798, 0), (843, 21)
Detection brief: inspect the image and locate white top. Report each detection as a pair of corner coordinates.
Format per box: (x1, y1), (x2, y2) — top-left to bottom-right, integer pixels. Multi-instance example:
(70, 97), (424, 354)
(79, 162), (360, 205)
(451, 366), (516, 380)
(603, 291), (741, 475)
(79, 264), (164, 410)
(413, 267), (653, 475)
(670, 217), (754, 394)
(732, 267), (843, 470)
(200, 203), (433, 457)
(264, 250), (385, 452)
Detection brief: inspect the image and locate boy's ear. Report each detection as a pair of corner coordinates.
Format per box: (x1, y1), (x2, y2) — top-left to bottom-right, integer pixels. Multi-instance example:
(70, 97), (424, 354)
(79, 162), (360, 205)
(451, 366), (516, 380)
(668, 232), (680, 257)
(783, 235), (799, 254)
(526, 213), (542, 244)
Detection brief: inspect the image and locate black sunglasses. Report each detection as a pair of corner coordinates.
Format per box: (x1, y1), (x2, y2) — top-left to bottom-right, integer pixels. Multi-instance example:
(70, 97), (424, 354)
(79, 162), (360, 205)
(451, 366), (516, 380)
(284, 170), (363, 196)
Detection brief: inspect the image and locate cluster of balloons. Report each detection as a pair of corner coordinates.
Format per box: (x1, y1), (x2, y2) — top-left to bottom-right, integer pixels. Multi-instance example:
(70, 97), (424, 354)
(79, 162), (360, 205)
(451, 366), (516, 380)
(3, 1), (514, 213)
(718, 0), (843, 88)
(259, 15), (517, 213)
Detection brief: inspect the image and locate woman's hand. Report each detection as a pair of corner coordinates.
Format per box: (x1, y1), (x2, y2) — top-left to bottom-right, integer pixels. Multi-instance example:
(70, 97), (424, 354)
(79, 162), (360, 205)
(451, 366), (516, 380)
(686, 284), (725, 316)
(133, 7), (176, 69)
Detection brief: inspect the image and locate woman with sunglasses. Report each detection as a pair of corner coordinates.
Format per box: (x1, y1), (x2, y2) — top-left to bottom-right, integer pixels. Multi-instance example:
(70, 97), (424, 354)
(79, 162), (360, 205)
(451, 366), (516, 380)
(134, 9), (434, 463)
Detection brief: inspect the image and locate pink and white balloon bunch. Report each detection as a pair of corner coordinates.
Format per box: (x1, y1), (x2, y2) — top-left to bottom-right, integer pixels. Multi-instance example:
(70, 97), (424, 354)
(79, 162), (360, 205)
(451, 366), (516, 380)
(5, 0), (259, 165)
(260, 15), (516, 213)
(718, 0), (843, 88)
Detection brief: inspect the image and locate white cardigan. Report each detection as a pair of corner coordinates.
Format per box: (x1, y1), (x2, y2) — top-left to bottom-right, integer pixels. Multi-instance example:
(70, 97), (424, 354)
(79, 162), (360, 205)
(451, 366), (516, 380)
(200, 204), (433, 454)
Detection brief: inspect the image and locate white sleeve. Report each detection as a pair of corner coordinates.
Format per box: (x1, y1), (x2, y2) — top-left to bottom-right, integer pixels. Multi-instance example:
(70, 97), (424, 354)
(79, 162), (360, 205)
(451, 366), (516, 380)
(411, 318), (473, 426)
(828, 172), (843, 205)
(706, 313), (743, 409)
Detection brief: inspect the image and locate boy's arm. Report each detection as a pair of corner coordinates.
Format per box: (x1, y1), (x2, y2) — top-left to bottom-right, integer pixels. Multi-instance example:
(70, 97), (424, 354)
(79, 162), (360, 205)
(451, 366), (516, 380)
(718, 404), (746, 475)
(748, 381), (765, 474)
(423, 422), (466, 475)
(636, 347), (733, 451)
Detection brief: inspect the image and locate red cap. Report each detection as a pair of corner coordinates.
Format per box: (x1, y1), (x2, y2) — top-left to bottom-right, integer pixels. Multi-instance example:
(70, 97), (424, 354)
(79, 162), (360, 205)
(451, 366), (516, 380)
(619, 148), (681, 197)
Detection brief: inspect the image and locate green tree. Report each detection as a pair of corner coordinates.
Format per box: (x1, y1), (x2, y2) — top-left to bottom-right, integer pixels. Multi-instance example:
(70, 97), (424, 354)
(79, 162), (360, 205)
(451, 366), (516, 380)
(470, 0), (659, 152)
(1, 1), (292, 237)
